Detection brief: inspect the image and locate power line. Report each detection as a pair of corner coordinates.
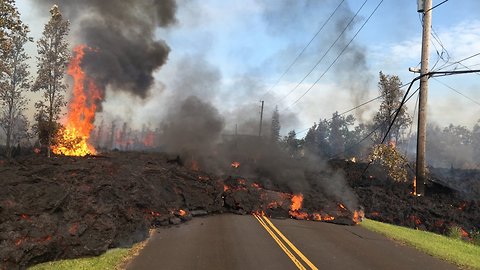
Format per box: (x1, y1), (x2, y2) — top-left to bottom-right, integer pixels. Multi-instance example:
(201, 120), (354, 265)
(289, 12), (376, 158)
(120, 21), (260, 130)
(274, 0), (369, 105)
(295, 82), (412, 135)
(260, 0), (346, 100)
(286, 0), (384, 109)
(433, 78), (480, 107)
(425, 0), (449, 13)
(436, 52), (480, 71)
(331, 87), (420, 159)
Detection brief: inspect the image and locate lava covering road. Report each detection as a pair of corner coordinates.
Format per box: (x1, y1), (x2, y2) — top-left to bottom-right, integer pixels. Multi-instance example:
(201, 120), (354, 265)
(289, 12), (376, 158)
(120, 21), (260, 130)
(0, 151), (478, 269)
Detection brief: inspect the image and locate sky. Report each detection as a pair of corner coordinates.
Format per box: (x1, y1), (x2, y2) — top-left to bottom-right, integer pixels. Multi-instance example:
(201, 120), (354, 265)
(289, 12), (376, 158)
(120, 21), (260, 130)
(16, 0), (480, 136)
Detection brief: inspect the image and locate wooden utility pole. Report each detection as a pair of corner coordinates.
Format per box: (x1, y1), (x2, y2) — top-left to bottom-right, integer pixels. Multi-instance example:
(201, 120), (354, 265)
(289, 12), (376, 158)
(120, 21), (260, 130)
(258, 101), (264, 137)
(416, 0), (432, 196)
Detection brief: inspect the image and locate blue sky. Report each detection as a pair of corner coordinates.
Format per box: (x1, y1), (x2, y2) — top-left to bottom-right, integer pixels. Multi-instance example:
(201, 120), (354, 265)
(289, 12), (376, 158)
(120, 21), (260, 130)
(17, 0), (480, 134)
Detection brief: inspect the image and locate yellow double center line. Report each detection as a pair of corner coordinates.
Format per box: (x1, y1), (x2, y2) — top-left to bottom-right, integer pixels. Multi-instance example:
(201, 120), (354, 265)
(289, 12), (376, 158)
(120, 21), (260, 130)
(253, 213), (318, 270)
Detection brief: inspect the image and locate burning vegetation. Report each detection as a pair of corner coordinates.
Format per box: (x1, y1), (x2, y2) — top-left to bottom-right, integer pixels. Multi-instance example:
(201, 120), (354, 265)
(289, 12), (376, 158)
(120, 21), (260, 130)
(52, 45), (101, 157)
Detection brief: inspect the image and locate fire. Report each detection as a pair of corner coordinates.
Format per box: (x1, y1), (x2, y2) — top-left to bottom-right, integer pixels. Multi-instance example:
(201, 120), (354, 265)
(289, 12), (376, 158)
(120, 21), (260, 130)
(412, 176), (417, 196)
(338, 204), (347, 211)
(289, 194), (309, 220)
(223, 184), (230, 192)
(231, 161), (240, 168)
(353, 210), (364, 224)
(178, 209), (187, 216)
(290, 194), (303, 211)
(52, 45), (102, 156)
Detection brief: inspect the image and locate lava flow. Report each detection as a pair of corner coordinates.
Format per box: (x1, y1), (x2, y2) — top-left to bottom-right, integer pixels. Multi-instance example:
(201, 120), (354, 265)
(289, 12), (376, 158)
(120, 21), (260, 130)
(52, 45), (102, 156)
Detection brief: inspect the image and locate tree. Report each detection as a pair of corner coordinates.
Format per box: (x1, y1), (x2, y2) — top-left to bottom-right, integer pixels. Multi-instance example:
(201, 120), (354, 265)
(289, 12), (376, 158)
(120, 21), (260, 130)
(329, 112), (354, 158)
(373, 72), (412, 144)
(270, 106), (281, 143)
(316, 119), (330, 158)
(303, 123), (317, 155)
(0, 0), (31, 159)
(1, 0), (23, 74)
(32, 5), (70, 157)
(283, 130), (300, 158)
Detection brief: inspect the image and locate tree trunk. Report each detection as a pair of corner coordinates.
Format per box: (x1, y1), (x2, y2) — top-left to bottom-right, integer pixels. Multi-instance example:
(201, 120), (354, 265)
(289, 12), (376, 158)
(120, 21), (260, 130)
(5, 125), (12, 160)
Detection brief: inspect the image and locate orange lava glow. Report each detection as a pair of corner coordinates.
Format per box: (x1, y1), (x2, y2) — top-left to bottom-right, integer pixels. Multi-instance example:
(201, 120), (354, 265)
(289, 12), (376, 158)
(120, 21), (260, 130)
(52, 45), (102, 156)
(289, 194), (309, 219)
(353, 210), (364, 224)
(290, 194), (303, 211)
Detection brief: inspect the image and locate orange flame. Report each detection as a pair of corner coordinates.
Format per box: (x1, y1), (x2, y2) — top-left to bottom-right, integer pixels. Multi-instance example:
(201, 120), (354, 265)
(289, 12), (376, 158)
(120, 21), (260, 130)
(289, 194), (309, 219)
(290, 194), (303, 211)
(231, 161), (240, 168)
(178, 209), (187, 216)
(52, 45), (102, 156)
(353, 210), (364, 224)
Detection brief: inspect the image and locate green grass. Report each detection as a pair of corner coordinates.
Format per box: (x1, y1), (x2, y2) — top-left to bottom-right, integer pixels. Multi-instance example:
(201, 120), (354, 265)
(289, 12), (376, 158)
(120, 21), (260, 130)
(361, 219), (480, 270)
(28, 248), (131, 270)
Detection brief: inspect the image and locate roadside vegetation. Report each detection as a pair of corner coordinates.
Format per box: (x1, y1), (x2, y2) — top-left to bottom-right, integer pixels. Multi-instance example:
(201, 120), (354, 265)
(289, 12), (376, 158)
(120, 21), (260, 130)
(28, 239), (148, 270)
(361, 219), (480, 270)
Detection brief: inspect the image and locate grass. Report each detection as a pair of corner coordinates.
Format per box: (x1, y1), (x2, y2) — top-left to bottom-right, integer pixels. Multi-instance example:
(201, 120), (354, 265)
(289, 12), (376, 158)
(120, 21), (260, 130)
(28, 238), (148, 270)
(361, 219), (480, 270)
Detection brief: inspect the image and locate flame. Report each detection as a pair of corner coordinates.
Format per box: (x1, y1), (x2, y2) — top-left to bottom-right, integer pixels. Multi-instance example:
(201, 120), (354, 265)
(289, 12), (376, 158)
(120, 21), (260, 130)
(237, 178), (246, 185)
(290, 194), (303, 211)
(412, 176), (417, 196)
(52, 45), (102, 156)
(223, 184), (230, 192)
(389, 140), (396, 148)
(289, 194), (309, 219)
(178, 209), (187, 216)
(338, 204), (347, 211)
(353, 210), (364, 224)
(231, 161), (240, 168)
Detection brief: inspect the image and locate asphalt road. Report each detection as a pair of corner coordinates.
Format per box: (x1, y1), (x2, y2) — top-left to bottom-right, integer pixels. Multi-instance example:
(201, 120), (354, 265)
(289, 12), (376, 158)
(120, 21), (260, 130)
(127, 214), (460, 270)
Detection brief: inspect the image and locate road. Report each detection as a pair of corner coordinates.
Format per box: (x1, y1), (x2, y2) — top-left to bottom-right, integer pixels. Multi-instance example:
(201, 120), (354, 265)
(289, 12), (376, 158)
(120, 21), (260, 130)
(127, 214), (459, 270)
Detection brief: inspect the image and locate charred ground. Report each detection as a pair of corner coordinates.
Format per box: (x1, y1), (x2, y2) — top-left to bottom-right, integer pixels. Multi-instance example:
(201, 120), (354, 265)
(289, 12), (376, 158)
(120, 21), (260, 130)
(0, 151), (478, 269)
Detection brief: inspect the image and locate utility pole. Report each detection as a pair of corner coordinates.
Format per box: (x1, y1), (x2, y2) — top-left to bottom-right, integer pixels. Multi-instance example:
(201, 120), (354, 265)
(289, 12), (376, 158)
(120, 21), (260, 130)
(416, 0), (432, 196)
(258, 100), (264, 137)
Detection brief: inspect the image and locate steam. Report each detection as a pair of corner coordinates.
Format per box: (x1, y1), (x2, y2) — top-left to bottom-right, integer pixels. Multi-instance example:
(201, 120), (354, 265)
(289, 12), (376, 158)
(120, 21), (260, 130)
(35, 0), (177, 100)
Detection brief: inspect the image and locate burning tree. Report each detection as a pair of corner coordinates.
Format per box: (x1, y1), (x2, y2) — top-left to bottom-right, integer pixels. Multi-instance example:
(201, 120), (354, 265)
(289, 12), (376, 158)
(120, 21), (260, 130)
(32, 5), (70, 157)
(51, 45), (102, 156)
(0, 0), (31, 159)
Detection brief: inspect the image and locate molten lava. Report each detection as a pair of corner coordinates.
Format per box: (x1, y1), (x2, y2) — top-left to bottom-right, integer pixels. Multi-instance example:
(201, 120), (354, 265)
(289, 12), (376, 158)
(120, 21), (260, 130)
(231, 161), (240, 168)
(52, 45), (102, 156)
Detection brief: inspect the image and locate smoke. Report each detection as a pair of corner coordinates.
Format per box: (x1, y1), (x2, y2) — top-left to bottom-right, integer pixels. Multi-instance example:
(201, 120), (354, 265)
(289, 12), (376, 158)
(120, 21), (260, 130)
(35, 0), (177, 100)
(332, 5), (372, 123)
(159, 95), (225, 155)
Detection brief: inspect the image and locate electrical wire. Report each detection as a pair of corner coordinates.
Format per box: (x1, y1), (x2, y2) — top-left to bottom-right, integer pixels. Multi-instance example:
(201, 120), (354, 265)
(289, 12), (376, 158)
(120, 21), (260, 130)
(274, 0), (369, 105)
(433, 78), (480, 107)
(260, 0), (346, 100)
(285, 0), (384, 109)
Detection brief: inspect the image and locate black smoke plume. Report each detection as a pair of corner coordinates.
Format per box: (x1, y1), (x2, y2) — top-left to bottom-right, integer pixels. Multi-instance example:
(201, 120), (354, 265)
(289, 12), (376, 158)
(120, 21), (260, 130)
(36, 0), (177, 99)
